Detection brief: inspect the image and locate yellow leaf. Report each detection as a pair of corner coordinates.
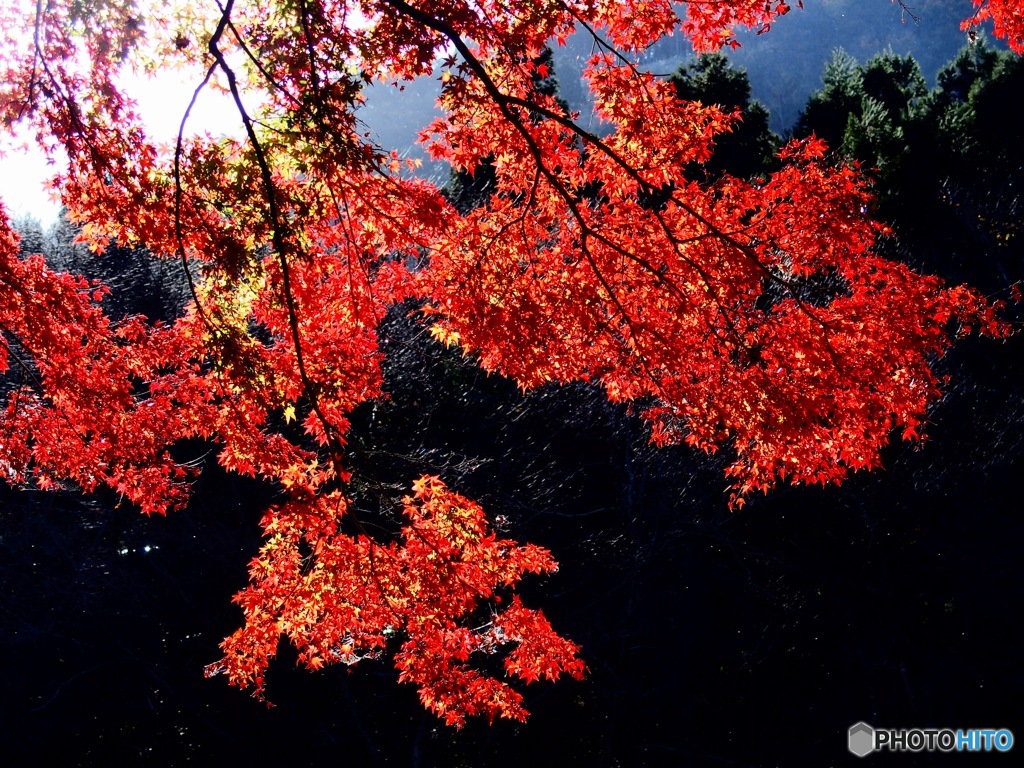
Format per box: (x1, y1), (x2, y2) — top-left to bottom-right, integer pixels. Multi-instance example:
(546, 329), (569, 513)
(429, 323), (461, 348)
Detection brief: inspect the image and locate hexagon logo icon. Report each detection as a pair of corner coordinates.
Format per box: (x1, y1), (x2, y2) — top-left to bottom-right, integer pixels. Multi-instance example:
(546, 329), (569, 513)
(849, 722), (875, 757)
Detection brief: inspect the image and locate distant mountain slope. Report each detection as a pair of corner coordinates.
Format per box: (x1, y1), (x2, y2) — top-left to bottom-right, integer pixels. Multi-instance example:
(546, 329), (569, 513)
(725, 0), (991, 131)
(358, 0), (1000, 162)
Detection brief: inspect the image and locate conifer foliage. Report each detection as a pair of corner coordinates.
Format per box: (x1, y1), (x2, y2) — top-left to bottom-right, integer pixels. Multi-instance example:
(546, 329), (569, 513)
(0, 0), (1018, 723)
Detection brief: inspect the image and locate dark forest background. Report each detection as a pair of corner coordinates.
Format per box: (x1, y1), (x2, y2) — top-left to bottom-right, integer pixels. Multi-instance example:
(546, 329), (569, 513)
(4, 16), (1024, 768)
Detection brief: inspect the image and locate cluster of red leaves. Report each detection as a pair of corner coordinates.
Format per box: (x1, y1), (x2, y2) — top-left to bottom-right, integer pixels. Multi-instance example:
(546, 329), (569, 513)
(0, 0), (1018, 723)
(209, 476), (584, 726)
(963, 0), (1024, 54)
(423, 96), (1009, 503)
(680, 0), (796, 51)
(0, 213), (201, 513)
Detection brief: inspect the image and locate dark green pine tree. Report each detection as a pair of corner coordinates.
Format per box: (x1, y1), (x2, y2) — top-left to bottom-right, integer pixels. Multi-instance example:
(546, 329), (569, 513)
(12, 215), (48, 259)
(796, 40), (1023, 294)
(20, 211), (190, 323)
(669, 53), (780, 181)
(794, 48), (862, 150)
(797, 49), (927, 210)
(924, 42), (1024, 292)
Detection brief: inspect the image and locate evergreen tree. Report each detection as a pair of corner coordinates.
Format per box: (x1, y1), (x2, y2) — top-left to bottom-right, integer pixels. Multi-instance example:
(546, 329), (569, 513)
(794, 49), (862, 149)
(798, 50), (927, 206)
(16, 212), (190, 323)
(12, 215), (47, 258)
(859, 50), (926, 121)
(797, 40), (1023, 293)
(932, 36), (1002, 108)
(669, 53), (779, 180)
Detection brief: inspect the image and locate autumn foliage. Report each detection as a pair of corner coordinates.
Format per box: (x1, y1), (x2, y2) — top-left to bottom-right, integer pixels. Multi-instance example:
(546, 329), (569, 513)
(963, 0), (1024, 53)
(213, 476), (584, 725)
(0, 0), (1018, 724)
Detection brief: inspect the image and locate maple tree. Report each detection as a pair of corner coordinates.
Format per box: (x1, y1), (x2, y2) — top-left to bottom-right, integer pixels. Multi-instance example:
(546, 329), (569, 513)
(0, 0), (1019, 725)
(963, 0), (1024, 53)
